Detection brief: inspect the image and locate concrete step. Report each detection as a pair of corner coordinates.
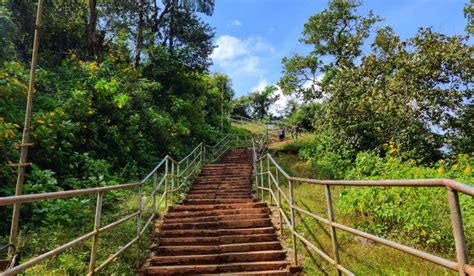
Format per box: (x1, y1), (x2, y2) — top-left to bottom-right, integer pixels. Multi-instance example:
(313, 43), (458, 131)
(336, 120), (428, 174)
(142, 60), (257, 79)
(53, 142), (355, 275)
(183, 198), (257, 205)
(140, 149), (291, 275)
(163, 213), (270, 224)
(159, 218), (272, 230)
(144, 261), (289, 274)
(149, 250), (286, 265)
(164, 207), (270, 219)
(158, 233), (278, 246)
(157, 227), (276, 238)
(168, 202), (267, 212)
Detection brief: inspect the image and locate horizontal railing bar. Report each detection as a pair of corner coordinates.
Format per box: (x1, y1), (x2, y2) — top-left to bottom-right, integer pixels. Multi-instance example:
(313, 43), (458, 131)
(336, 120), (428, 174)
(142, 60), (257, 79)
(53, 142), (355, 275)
(94, 236), (140, 273)
(99, 211), (140, 234)
(140, 213), (155, 236)
(264, 153), (473, 196)
(178, 143), (202, 165)
(3, 231), (95, 275)
(267, 171), (291, 205)
(207, 134), (229, 149)
(1, 135), (244, 274)
(267, 155), (291, 179)
(279, 189), (467, 272)
(0, 182), (141, 206)
(178, 151), (201, 177)
(171, 162), (200, 192)
(166, 155), (178, 164)
(142, 177), (166, 208)
(331, 221), (461, 271)
(293, 205), (329, 224)
(290, 177), (474, 196)
(292, 230), (354, 275)
(141, 157), (167, 183)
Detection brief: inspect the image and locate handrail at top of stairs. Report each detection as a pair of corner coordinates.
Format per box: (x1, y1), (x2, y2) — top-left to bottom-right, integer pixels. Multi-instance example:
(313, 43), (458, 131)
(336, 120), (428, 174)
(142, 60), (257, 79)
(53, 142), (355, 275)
(0, 134), (252, 275)
(252, 147), (474, 275)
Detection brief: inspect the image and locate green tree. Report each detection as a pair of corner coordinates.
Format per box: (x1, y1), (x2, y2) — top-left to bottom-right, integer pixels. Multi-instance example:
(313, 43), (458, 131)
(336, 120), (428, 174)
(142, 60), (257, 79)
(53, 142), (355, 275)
(279, 0), (473, 161)
(248, 85), (279, 119)
(279, 0), (380, 99)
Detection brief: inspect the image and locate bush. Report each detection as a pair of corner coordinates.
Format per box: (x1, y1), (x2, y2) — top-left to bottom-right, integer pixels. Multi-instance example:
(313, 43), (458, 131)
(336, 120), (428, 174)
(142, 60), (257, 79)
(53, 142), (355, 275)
(338, 148), (474, 253)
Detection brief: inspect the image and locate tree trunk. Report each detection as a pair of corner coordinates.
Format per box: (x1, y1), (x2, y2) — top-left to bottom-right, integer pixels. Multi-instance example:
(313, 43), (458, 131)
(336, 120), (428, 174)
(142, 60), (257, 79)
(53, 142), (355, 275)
(88, 0), (98, 57)
(134, 0), (145, 67)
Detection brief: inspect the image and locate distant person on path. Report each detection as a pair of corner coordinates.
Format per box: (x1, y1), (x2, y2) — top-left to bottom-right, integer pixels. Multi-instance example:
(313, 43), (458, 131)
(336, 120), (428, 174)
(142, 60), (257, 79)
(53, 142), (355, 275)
(278, 128), (285, 141)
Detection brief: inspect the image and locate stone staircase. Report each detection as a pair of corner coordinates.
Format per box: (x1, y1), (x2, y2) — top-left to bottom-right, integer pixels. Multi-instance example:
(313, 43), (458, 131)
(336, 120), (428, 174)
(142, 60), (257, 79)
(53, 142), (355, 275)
(139, 148), (293, 275)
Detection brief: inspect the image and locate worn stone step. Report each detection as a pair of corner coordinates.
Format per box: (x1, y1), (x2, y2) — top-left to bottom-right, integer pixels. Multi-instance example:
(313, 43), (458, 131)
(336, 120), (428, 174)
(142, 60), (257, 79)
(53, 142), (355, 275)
(157, 227), (276, 238)
(164, 207), (270, 219)
(149, 250), (286, 265)
(185, 194), (253, 200)
(168, 202), (267, 212)
(158, 233), (278, 246)
(217, 227), (277, 237)
(140, 149), (290, 275)
(160, 221), (218, 230)
(219, 241), (282, 253)
(164, 214), (269, 224)
(160, 218), (271, 230)
(144, 261), (289, 274)
(156, 244), (219, 255)
(219, 270), (291, 276)
(183, 198), (257, 205)
(220, 218), (273, 229)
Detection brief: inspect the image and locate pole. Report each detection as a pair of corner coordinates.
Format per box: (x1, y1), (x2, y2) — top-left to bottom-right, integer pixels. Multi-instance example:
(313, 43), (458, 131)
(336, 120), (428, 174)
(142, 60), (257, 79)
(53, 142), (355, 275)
(447, 189), (468, 276)
(325, 185), (341, 275)
(221, 82), (224, 130)
(9, 0), (44, 261)
(289, 179), (298, 265)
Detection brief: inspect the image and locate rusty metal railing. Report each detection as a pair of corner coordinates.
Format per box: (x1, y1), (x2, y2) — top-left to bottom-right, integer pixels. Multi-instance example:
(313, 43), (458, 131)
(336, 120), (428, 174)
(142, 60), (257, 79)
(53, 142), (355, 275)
(0, 134), (251, 275)
(253, 150), (474, 276)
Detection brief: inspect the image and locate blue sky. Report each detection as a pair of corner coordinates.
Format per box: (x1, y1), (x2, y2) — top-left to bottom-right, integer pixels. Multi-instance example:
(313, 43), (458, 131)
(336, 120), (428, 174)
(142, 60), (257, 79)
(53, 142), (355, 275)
(201, 0), (469, 98)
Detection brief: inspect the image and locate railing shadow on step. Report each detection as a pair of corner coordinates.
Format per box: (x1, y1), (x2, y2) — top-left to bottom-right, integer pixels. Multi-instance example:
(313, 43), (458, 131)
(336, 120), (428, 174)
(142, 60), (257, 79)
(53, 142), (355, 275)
(0, 134), (253, 275)
(253, 150), (474, 276)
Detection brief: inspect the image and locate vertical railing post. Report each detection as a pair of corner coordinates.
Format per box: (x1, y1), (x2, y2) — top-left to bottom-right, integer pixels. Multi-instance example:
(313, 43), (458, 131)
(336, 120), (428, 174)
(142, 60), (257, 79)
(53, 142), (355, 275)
(152, 172), (158, 236)
(88, 192), (104, 275)
(447, 188), (468, 276)
(325, 185), (341, 275)
(289, 179), (298, 265)
(276, 167), (283, 236)
(164, 157), (169, 210)
(259, 158), (264, 200)
(8, 0), (44, 260)
(170, 161), (175, 205)
(135, 183), (143, 267)
(267, 156), (272, 205)
(177, 163), (181, 193)
(199, 144), (203, 164)
(253, 149), (259, 199)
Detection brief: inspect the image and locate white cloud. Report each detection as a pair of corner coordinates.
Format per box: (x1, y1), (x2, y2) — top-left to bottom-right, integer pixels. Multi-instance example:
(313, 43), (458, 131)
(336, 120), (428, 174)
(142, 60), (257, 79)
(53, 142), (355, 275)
(230, 19), (242, 27)
(251, 79), (269, 92)
(250, 79), (302, 117)
(270, 85), (302, 117)
(211, 35), (275, 77)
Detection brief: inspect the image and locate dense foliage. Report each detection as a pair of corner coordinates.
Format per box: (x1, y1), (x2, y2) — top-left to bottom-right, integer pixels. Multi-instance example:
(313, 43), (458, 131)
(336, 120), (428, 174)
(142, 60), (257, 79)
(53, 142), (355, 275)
(272, 0), (473, 260)
(0, 0), (232, 272)
(231, 85), (280, 120)
(279, 0), (473, 162)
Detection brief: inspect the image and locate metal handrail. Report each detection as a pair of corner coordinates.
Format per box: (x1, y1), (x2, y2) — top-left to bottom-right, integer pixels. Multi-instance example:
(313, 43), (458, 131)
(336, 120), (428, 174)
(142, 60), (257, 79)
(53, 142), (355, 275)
(0, 135), (247, 275)
(254, 150), (474, 275)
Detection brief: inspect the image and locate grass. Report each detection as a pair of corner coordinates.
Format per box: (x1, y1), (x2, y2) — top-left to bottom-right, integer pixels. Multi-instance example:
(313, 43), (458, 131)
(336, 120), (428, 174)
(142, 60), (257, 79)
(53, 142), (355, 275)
(5, 170), (198, 275)
(261, 152), (456, 275)
(231, 121), (267, 135)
